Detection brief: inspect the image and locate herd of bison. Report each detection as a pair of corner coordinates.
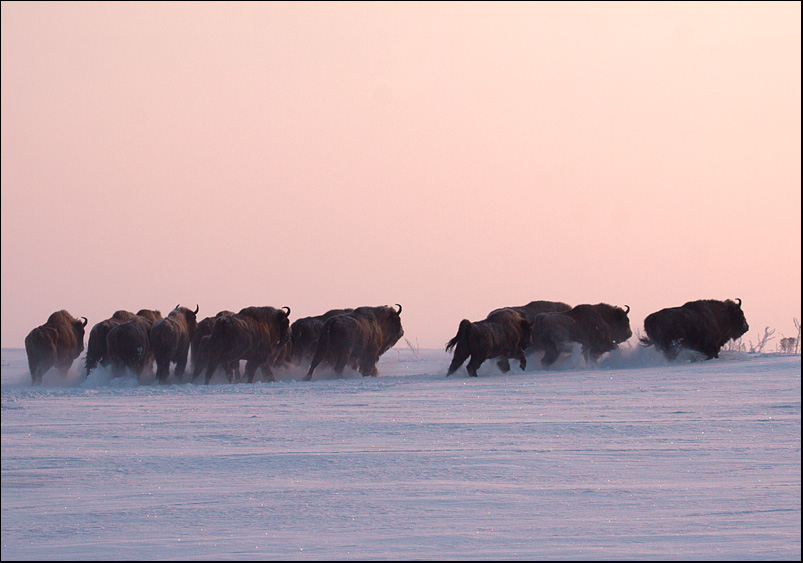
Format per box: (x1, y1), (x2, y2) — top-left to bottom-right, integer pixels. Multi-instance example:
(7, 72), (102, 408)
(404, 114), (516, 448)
(22, 298), (750, 386)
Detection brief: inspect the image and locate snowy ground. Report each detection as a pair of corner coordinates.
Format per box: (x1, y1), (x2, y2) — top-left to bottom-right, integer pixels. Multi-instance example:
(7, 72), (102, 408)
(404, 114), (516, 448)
(1, 345), (800, 560)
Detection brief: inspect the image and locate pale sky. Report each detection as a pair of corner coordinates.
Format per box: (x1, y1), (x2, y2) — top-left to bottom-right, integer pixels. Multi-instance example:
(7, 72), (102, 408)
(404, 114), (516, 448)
(2, 1), (800, 350)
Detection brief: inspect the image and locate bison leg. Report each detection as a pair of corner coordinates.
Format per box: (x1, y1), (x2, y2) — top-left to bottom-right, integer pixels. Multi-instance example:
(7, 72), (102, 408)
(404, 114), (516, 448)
(84, 356), (99, 378)
(516, 350), (527, 371)
(55, 358), (73, 379)
(304, 355), (323, 381)
(223, 363), (235, 382)
(541, 345), (561, 368)
(244, 361), (261, 383)
(155, 361), (170, 384)
(203, 363), (218, 385)
(30, 360), (51, 385)
(192, 360), (206, 381)
(304, 345), (331, 381)
(359, 354), (379, 377)
(333, 353), (349, 377)
(466, 356), (484, 377)
(174, 358), (188, 382)
(660, 340), (681, 361)
(32, 367), (46, 385)
(260, 363), (275, 382)
(496, 358), (511, 373)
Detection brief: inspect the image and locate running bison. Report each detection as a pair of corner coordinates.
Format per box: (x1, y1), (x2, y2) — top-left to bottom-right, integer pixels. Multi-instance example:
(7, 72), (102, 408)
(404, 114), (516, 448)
(202, 306), (292, 384)
(446, 307), (532, 377)
(84, 310), (134, 377)
(190, 310), (238, 381)
(640, 298), (749, 361)
(290, 308), (354, 367)
(150, 304), (199, 384)
(490, 300), (572, 354)
(24, 310), (87, 385)
(106, 309), (163, 381)
(303, 304), (404, 380)
(533, 303), (632, 368)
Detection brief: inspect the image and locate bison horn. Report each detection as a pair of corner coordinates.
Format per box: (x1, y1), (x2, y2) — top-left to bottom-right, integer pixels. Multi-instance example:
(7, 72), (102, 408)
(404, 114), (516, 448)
(395, 303), (402, 315)
(175, 304), (180, 310)
(282, 306), (291, 316)
(735, 298), (742, 307)
(194, 304), (199, 314)
(624, 305), (630, 314)
(80, 316), (88, 327)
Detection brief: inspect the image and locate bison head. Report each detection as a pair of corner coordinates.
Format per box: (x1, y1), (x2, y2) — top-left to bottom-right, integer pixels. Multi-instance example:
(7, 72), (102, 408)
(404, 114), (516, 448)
(177, 304), (200, 336)
(725, 299), (749, 340)
(73, 316), (88, 352)
(277, 306), (292, 346)
(610, 305), (633, 344)
(387, 304), (404, 342)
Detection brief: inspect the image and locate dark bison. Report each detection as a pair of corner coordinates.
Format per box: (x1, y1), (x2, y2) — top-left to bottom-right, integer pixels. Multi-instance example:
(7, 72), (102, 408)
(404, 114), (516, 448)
(24, 310), (88, 385)
(640, 298), (749, 361)
(290, 308), (354, 366)
(106, 309), (163, 381)
(533, 303), (632, 368)
(490, 300), (572, 354)
(202, 306), (292, 385)
(190, 310), (238, 381)
(446, 308), (532, 377)
(150, 305), (199, 384)
(303, 304), (404, 380)
(84, 310), (134, 377)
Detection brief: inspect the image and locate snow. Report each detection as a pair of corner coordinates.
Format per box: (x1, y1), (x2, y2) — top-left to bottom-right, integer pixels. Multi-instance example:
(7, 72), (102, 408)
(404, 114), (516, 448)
(2, 345), (800, 560)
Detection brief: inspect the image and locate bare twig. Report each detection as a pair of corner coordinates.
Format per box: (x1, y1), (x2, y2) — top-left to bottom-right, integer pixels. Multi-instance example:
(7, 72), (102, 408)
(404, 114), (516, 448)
(749, 327), (775, 354)
(404, 338), (420, 361)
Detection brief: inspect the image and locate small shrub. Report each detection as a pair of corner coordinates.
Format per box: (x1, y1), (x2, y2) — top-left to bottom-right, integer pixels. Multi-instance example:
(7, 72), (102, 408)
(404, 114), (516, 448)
(749, 327), (776, 354)
(405, 338), (420, 361)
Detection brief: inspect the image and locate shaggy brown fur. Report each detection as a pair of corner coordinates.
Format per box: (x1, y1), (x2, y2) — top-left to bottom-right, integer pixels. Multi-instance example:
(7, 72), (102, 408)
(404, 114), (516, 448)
(290, 309), (354, 367)
(304, 305), (403, 380)
(203, 306), (292, 384)
(446, 308), (532, 377)
(641, 299), (749, 361)
(25, 310), (87, 385)
(533, 303), (632, 368)
(106, 309), (163, 381)
(85, 310), (134, 377)
(150, 305), (199, 384)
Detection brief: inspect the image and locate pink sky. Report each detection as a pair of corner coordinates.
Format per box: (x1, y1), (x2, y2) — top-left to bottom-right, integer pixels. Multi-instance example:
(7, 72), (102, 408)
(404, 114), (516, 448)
(2, 1), (800, 350)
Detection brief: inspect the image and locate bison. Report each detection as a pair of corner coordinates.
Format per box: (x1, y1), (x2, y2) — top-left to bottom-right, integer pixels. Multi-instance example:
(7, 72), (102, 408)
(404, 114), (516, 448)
(303, 304), (404, 380)
(106, 309), (163, 381)
(84, 310), (134, 377)
(150, 304), (199, 384)
(489, 300), (572, 354)
(190, 310), (238, 381)
(24, 310), (88, 385)
(446, 307), (532, 377)
(202, 306), (292, 385)
(290, 308), (354, 367)
(640, 298), (749, 361)
(533, 303), (632, 368)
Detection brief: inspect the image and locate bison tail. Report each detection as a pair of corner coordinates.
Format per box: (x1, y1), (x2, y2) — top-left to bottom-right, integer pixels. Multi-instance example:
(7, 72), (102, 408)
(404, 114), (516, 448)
(445, 319), (472, 352)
